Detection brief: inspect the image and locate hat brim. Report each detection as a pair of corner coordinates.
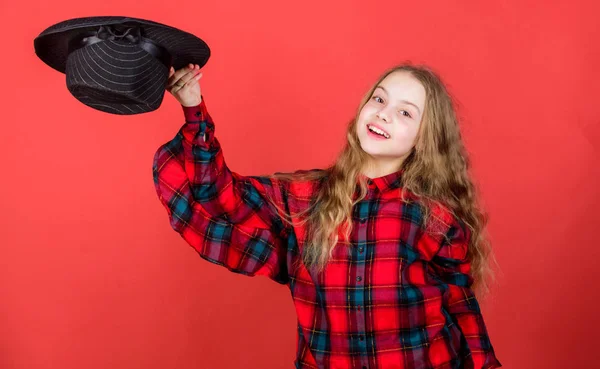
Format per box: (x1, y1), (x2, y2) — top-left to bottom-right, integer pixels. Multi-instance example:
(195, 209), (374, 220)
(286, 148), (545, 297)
(34, 16), (210, 73)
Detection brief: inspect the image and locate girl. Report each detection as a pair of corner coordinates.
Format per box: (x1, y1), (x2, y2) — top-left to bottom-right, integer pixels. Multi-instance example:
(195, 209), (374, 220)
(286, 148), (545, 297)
(152, 62), (502, 369)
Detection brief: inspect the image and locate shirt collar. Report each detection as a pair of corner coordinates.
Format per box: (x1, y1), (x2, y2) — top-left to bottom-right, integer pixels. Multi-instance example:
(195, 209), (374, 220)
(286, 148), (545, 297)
(358, 168), (405, 192)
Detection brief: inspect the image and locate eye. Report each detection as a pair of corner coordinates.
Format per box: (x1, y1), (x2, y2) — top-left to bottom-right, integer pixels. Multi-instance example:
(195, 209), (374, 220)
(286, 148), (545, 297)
(399, 110), (412, 118)
(372, 96), (384, 104)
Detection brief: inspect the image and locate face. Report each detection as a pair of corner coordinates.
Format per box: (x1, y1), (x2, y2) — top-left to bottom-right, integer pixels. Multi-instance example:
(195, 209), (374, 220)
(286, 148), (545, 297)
(356, 71), (426, 172)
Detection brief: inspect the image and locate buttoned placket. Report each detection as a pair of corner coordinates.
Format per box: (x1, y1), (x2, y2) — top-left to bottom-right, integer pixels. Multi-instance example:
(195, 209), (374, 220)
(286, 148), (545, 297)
(352, 179), (377, 369)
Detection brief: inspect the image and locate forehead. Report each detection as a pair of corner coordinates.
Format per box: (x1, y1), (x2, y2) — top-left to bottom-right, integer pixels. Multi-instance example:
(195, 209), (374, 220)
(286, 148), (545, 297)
(376, 71), (426, 109)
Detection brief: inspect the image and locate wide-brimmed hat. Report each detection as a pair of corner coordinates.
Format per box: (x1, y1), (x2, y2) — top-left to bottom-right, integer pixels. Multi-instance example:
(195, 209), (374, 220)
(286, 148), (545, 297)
(34, 16), (210, 115)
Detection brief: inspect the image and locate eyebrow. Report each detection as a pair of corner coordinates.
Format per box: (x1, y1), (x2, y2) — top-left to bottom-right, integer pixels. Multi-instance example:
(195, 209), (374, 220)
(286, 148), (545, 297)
(375, 86), (422, 115)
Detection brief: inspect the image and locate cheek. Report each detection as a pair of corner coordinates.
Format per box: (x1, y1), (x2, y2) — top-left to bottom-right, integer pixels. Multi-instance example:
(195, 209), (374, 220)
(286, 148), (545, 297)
(358, 105), (375, 121)
(391, 125), (419, 146)
(355, 124), (366, 144)
(356, 110), (369, 134)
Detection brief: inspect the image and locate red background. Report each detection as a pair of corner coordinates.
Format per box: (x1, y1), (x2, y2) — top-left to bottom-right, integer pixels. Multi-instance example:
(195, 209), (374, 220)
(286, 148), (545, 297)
(1, 1), (599, 368)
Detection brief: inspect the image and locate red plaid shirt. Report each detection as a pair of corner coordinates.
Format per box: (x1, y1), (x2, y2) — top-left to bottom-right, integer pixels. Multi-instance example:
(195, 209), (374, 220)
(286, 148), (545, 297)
(152, 97), (502, 369)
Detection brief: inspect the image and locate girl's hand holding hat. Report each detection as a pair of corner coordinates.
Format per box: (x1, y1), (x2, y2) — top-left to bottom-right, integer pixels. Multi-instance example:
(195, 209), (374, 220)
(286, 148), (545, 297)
(166, 63), (203, 107)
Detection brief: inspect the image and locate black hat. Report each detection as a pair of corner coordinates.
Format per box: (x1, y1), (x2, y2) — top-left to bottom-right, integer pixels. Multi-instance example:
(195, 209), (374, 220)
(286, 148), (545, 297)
(34, 16), (210, 115)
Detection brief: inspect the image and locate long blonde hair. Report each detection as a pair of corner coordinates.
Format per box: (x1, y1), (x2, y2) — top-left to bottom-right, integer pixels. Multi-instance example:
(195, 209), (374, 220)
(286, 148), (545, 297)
(265, 62), (497, 297)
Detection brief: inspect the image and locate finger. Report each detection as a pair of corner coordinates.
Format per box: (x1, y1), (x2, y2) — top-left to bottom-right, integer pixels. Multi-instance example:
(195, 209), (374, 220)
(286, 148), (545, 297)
(184, 78), (196, 87)
(188, 72), (203, 84)
(173, 69), (201, 88)
(166, 69), (189, 88)
(180, 74), (198, 88)
(166, 65), (195, 88)
(166, 72), (193, 90)
(169, 71), (200, 94)
(173, 67), (198, 83)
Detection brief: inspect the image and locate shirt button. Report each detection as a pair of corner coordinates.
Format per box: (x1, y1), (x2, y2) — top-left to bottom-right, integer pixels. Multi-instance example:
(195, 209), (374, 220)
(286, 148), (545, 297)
(194, 111), (201, 117)
(362, 366), (367, 369)
(359, 218), (367, 224)
(359, 335), (365, 341)
(357, 305), (362, 311)
(358, 246), (364, 253)
(356, 276), (362, 282)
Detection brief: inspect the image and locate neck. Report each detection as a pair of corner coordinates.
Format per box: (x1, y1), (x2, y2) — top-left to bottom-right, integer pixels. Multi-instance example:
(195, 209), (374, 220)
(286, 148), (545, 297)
(361, 156), (405, 179)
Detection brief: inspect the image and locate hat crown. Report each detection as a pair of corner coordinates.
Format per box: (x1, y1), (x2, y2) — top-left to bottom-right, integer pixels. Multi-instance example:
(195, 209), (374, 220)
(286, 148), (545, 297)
(65, 39), (169, 114)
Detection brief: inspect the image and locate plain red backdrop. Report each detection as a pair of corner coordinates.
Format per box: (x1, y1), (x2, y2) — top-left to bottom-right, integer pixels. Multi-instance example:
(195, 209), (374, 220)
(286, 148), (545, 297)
(1, 0), (599, 368)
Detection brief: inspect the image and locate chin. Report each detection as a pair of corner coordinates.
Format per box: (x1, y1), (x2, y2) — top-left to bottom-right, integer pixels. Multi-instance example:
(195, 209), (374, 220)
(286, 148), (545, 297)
(360, 145), (384, 158)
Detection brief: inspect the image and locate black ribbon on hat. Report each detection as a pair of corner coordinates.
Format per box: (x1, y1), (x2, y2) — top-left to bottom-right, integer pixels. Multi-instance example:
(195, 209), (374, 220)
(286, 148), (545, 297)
(67, 24), (172, 68)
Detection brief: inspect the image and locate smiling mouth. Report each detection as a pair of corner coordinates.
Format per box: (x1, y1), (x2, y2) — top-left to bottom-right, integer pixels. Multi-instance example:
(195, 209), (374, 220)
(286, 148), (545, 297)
(367, 124), (390, 139)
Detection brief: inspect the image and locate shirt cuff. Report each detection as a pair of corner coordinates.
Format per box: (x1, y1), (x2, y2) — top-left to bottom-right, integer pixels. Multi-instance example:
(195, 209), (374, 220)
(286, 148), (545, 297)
(181, 96), (207, 122)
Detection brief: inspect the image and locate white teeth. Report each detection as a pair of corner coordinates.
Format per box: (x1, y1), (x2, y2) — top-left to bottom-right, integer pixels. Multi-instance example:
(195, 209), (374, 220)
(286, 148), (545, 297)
(368, 125), (390, 138)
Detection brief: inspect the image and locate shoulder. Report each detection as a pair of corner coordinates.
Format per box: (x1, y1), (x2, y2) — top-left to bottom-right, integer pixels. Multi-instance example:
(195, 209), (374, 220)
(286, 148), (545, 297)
(427, 202), (471, 249)
(429, 201), (454, 228)
(421, 200), (460, 244)
(416, 201), (471, 260)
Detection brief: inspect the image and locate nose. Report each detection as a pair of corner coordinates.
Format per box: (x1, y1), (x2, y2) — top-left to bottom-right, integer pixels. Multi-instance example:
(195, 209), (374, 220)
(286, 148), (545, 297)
(376, 107), (392, 123)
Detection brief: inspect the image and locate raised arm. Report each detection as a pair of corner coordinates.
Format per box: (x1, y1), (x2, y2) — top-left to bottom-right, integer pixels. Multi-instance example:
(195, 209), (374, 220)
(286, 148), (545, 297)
(152, 65), (291, 284)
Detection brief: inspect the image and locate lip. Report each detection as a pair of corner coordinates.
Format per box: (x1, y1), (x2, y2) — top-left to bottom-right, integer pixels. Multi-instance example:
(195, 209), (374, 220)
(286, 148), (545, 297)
(367, 122), (391, 138)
